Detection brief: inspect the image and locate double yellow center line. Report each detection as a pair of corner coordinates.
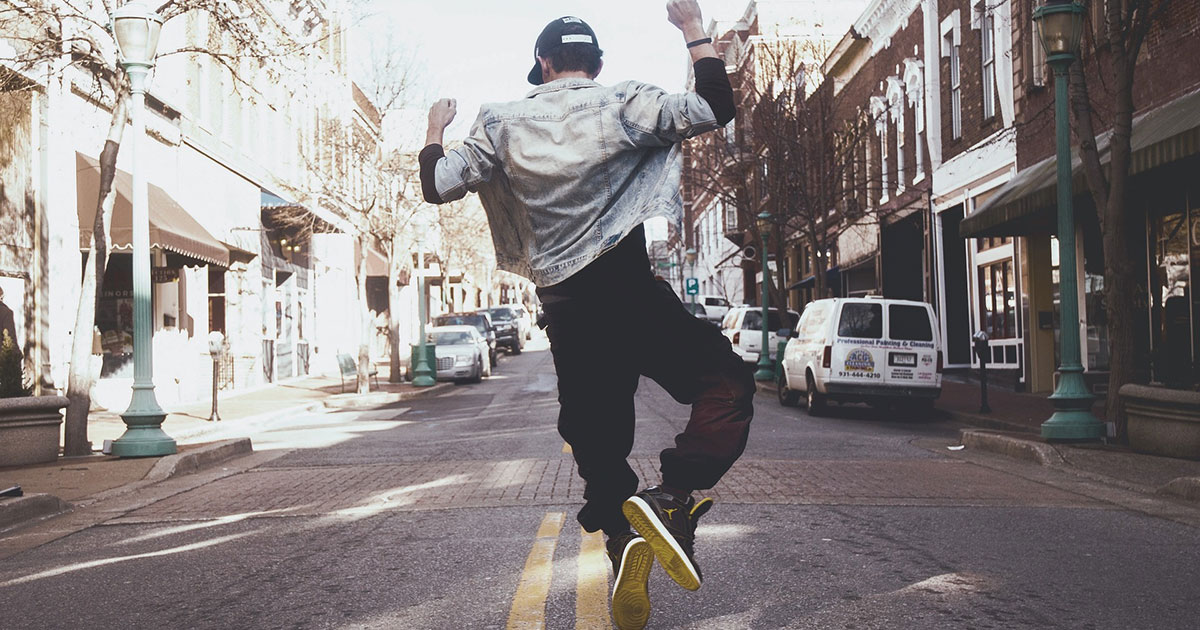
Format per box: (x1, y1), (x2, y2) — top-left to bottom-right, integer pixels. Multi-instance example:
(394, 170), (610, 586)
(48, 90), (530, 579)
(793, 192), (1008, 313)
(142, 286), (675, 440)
(507, 512), (613, 630)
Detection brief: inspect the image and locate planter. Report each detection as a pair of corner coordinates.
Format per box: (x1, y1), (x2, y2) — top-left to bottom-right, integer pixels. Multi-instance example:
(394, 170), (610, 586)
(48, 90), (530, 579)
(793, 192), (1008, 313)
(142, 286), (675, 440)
(1121, 384), (1200, 460)
(0, 396), (69, 466)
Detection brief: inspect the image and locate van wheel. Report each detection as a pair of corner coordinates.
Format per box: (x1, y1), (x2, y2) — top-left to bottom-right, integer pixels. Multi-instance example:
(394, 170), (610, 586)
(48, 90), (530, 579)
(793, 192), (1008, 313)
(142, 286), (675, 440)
(778, 372), (801, 407)
(511, 342), (522, 355)
(806, 373), (827, 416)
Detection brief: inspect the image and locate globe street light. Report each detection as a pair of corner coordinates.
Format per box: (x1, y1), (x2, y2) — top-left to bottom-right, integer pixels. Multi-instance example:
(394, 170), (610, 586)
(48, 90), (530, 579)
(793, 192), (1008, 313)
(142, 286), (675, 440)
(754, 211), (774, 382)
(412, 218), (436, 387)
(1034, 0), (1103, 441)
(110, 1), (175, 457)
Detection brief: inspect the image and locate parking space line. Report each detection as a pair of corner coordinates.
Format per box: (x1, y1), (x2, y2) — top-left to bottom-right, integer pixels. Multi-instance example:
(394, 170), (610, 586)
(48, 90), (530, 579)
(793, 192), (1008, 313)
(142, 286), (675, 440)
(576, 527), (612, 629)
(507, 512), (565, 630)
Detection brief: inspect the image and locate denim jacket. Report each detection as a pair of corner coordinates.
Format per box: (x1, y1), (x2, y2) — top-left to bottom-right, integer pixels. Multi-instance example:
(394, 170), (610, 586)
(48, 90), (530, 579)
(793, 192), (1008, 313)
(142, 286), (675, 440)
(430, 78), (720, 286)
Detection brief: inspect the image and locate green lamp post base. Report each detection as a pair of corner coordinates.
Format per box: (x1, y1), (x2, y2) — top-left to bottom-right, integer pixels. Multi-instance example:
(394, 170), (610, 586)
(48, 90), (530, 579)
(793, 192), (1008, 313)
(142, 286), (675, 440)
(754, 357), (775, 382)
(1041, 369), (1105, 441)
(112, 413), (177, 457)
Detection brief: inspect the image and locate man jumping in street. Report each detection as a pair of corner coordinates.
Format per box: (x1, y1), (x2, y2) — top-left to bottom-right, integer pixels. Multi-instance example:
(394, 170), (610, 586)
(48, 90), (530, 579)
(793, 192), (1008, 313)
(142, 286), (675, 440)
(419, 2), (753, 627)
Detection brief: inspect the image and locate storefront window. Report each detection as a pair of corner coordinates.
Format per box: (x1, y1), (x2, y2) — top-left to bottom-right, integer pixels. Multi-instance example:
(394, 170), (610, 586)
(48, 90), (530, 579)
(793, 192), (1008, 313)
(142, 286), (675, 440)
(1150, 209), (1195, 386)
(97, 255), (135, 377)
(978, 259), (1016, 339)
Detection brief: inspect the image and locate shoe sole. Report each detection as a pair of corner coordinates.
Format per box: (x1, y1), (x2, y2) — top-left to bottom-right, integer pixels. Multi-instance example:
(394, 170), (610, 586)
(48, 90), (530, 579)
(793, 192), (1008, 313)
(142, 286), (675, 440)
(622, 496), (702, 591)
(611, 537), (653, 630)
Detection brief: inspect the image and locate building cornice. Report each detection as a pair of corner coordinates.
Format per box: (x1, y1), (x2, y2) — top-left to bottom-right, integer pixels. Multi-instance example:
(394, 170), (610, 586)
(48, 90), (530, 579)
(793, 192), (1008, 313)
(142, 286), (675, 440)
(853, 0), (921, 54)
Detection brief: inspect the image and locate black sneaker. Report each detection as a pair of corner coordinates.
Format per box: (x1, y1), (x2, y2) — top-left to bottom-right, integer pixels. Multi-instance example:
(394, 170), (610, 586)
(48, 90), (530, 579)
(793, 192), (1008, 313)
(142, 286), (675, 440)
(622, 487), (714, 591)
(606, 532), (653, 630)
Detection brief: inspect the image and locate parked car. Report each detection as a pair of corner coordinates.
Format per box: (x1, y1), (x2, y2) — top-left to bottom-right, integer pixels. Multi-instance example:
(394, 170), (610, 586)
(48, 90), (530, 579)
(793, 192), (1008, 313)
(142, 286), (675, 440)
(434, 311), (498, 367)
(777, 297), (942, 414)
(720, 306), (801, 366)
(510, 304), (533, 340)
(697, 295), (732, 323)
(427, 325), (490, 383)
(483, 306), (524, 354)
(682, 302), (708, 319)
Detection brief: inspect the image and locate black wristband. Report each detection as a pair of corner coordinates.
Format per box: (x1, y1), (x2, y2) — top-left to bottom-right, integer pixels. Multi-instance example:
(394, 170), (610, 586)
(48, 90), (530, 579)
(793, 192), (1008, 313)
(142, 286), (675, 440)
(686, 37), (713, 49)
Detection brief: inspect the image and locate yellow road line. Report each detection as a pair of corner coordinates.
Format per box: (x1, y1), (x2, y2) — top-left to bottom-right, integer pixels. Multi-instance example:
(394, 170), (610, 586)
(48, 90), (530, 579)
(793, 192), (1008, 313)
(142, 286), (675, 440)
(507, 512), (565, 630)
(576, 527), (612, 630)
(563, 442), (573, 454)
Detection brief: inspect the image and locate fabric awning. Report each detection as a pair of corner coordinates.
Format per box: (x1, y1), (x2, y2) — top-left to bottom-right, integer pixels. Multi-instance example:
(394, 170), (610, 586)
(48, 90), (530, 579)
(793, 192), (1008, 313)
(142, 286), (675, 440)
(76, 153), (230, 266)
(961, 86), (1200, 237)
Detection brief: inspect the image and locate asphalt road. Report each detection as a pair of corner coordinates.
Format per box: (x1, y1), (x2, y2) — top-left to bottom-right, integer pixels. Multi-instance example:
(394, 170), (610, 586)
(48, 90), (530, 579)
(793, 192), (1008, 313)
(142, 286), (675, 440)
(2, 333), (1199, 629)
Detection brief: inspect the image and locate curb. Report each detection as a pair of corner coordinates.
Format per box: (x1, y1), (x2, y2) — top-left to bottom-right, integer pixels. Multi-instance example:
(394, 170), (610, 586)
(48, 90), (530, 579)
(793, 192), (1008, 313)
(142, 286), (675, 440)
(0, 494), (72, 534)
(84, 438), (254, 505)
(142, 438), (255, 485)
(1158, 477), (1200, 502)
(958, 429), (1066, 466)
(322, 382), (453, 411)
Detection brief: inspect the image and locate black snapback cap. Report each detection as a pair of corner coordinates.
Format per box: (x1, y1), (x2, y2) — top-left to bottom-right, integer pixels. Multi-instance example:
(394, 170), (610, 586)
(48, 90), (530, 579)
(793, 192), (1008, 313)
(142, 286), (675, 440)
(527, 16), (601, 86)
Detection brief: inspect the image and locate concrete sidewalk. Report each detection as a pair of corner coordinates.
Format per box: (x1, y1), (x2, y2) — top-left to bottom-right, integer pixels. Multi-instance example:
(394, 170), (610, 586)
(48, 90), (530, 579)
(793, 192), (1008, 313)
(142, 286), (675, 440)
(759, 375), (1200, 505)
(0, 372), (451, 534)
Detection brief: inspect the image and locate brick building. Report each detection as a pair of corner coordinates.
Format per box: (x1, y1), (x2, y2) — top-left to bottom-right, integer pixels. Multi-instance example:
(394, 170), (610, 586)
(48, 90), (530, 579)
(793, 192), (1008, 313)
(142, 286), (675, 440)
(962, 0), (1200, 392)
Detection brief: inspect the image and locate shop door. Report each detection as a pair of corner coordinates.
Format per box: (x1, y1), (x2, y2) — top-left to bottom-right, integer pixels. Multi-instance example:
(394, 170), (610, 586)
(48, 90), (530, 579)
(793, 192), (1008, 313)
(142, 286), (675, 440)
(275, 274), (294, 379)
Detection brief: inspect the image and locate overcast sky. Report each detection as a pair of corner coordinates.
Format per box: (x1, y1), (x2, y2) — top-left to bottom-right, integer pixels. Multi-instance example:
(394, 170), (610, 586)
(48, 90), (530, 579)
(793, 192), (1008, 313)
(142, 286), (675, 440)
(352, 0), (752, 150)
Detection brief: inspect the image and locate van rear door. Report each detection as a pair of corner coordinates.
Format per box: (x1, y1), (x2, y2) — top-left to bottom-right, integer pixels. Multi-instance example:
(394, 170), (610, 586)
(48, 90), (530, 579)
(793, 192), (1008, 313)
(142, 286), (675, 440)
(830, 301), (886, 384)
(883, 303), (939, 388)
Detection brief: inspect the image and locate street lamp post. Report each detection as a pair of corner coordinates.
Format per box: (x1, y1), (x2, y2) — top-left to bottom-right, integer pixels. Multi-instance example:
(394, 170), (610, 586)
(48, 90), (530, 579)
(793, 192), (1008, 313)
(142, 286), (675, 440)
(1034, 0), (1104, 441)
(412, 220), (435, 387)
(110, 2), (175, 457)
(754, 212), (774, 382)
(685, 248), (697, 308)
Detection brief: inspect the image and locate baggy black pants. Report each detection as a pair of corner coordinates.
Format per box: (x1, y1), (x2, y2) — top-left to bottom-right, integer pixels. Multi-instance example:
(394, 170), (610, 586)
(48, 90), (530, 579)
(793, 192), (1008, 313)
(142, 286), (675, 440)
(539, 258), (756, 536)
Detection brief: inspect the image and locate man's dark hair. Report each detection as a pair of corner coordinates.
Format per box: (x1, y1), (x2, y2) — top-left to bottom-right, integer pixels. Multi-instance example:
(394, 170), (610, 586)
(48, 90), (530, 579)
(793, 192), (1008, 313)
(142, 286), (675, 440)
(547, 44), (603, 76)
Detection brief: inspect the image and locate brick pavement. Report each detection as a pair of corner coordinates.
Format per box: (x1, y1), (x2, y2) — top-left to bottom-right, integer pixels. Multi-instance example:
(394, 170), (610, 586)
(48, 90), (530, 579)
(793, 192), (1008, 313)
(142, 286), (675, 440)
(108, 454), (1103, 525)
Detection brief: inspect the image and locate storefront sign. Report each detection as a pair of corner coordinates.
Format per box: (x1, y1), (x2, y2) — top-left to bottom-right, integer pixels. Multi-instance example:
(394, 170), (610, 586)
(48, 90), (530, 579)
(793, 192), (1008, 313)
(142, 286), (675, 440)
(152, 267), (180, 283)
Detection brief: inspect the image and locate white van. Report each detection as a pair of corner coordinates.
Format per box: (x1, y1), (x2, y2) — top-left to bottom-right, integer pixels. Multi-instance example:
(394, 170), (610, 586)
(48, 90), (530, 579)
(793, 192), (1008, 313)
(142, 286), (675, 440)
(777, 297), (942, 414)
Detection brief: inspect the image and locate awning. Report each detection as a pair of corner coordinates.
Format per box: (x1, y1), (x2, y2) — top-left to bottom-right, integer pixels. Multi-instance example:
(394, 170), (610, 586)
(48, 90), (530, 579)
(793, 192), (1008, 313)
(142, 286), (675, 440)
(789, 275), (815, 290)
(76, 153), (230, 266)
(962, 86), (1200, 237)
(787, 266), (842, 291)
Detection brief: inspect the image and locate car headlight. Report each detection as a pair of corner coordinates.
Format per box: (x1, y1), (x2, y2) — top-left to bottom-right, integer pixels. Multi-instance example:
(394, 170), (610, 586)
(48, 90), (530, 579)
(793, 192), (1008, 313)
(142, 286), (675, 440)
(455, 354), (473, 366)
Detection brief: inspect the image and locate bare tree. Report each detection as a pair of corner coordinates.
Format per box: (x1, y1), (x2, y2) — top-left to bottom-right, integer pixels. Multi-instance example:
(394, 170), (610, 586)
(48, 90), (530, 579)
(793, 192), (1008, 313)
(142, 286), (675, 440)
(687, 37), (897, 310)
(0, 0), (337, 454)
(1068, 0), (1173, 439)
(434, 193), (496, 312)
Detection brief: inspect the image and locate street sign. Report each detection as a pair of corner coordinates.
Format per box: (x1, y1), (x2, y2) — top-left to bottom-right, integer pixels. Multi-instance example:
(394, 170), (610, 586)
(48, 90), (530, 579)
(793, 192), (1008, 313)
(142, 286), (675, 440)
(685, 278), (699, 296)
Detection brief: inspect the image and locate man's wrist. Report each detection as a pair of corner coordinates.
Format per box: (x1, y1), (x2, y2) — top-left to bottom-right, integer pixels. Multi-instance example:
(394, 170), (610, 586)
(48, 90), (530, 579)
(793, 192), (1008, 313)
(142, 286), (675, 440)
(425, 127), (445, 147)
(680, 21), (706, 42)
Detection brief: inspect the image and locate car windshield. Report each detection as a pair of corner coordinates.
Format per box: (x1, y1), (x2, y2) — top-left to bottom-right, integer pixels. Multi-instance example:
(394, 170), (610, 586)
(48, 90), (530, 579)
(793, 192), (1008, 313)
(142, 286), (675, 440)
(488, 308), (514, 322)
(838, 303), (883, 339)
(437, 315), (484, 331)
(434, 331), (475, 345)
(889, 305), (933, 341)
(741, 310), (798, 331)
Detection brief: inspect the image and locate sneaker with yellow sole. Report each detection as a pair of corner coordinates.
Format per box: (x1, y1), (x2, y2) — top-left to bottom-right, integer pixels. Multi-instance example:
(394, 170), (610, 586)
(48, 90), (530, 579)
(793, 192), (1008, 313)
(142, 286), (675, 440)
(606, 532), (653, 630)
(622, 487), (713, 592)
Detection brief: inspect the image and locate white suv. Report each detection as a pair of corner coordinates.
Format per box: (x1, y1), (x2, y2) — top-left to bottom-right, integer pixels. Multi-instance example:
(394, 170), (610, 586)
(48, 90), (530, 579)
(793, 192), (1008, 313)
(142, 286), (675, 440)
(696, 295), (732, 323)
(777, 297), (942, 414)
(720, 306), (801, 366)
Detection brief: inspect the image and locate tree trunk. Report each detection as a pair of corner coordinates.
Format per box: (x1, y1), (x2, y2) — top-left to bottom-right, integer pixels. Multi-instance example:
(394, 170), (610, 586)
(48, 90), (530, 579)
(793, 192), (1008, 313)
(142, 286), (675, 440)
(63, 98), (127, 457)
(355, 234), (371, 394)
(387, 239), (402, 383)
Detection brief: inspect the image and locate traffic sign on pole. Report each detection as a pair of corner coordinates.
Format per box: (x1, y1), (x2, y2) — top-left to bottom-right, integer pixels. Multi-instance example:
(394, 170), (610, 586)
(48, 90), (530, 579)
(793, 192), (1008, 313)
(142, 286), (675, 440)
(685, 278), (699, 296)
